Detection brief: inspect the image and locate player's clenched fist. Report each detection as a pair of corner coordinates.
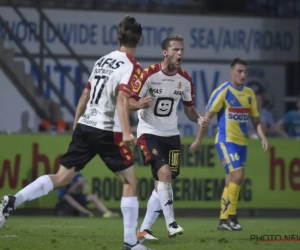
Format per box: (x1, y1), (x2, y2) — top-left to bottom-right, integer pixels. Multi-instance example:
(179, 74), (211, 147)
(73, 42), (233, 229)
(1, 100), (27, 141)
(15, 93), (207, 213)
(198, 116), (210, 128)
(123, 133), (136, 147)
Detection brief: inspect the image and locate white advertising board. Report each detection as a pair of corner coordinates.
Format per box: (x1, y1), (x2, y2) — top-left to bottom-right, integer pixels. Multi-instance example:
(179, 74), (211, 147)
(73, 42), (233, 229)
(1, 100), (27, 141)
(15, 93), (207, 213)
(0, 7), (298, 61)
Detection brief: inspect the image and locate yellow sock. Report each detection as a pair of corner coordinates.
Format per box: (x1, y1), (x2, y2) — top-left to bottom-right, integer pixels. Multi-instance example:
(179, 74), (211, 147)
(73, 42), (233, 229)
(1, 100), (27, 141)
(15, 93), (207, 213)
(220, 186), (229, 220)
(227, 182), (241, 216)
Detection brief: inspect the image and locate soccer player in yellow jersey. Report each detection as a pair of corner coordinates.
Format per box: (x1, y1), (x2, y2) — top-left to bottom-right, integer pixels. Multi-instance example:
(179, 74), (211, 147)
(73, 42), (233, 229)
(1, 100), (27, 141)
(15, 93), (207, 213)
(190, 58), (268, 230)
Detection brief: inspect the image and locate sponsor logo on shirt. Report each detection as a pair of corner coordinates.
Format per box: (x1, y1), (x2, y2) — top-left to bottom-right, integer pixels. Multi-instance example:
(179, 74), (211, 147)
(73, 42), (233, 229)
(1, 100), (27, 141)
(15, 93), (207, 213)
(228, 108), (250, 122)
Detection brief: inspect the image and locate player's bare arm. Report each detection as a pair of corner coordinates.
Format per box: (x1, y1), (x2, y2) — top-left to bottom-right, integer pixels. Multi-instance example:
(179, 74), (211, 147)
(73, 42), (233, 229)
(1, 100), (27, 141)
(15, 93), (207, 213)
(183, 105), (211, 125)
(129, 96), (152, 111)
(183, 105), (199, 123)
(117, 90), (136, 147)
(250, 116), (269, 152)
(73, 88), (90, 131)
(189, 111), (215, 153)
(198, 116), (211, 128)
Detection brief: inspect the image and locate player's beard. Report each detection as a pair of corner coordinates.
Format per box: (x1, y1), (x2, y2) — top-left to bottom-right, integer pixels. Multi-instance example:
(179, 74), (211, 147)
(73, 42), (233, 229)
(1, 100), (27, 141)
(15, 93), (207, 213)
(167, 58), (178, 72)
(167, 64), (175, 72)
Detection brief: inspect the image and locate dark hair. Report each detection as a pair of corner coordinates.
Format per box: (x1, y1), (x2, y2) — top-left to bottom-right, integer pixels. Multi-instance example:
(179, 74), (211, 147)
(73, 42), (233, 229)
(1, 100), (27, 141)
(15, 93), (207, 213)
(118, 16), (142, 48)
(161, 34), (184, 50)
(230, 58), (248, 68)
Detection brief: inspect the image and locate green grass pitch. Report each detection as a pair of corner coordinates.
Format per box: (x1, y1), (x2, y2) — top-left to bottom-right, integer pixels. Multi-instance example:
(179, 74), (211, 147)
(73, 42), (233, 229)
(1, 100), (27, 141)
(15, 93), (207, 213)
(0, 216), (299, 250)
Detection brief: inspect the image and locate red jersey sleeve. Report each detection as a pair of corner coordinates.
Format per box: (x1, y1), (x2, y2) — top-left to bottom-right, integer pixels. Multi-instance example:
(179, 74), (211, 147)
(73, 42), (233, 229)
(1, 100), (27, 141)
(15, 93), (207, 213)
(85, 82), (91, 89)
(118, 64), (142, 95)
(130, 65), (158, 100)
(178, 69), (195, 107)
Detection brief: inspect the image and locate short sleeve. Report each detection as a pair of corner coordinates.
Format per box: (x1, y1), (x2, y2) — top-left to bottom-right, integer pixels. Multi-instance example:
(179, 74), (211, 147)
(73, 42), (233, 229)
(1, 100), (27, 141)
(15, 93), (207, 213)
(118, 64), (142, 95)
(206, 87), (226, 113)
(130, 67), (152, 101)
(182, 80), (195, 107)
(85, 82), (91, 89)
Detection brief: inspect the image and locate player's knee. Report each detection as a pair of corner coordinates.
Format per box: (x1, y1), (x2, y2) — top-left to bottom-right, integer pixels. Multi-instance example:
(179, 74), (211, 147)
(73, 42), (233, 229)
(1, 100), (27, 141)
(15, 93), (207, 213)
(229, 168), (244, 184)
(51, 165), (77, 188)
(122, 176), (138, 195)
(225, 174), (231, 186)
(51, 173), (73, 188)
(157, 165), (172, 182)
(128, 176), (138, 188)
(233, 176), (243, 185)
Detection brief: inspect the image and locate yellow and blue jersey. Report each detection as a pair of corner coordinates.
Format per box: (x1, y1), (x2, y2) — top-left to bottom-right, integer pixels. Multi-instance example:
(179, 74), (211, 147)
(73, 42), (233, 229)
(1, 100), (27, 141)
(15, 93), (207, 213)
(206, 81), (259, 146)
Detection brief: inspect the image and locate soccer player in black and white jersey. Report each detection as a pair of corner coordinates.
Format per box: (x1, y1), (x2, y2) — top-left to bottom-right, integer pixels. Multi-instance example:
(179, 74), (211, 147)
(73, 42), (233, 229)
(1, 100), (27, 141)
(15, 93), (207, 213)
(0, 16), (152, 250)
(130, 35), (210, 241)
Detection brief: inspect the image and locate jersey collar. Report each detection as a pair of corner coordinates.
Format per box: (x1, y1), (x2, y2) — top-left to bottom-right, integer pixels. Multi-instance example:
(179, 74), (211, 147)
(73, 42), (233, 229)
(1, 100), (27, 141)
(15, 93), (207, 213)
(229, 81), (244, 91)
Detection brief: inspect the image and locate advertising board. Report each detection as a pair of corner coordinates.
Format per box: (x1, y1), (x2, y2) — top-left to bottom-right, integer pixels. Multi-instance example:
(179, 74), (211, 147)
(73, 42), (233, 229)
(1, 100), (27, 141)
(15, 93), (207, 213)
(0, 7), (298, 61)
(1, 135), (299, 209)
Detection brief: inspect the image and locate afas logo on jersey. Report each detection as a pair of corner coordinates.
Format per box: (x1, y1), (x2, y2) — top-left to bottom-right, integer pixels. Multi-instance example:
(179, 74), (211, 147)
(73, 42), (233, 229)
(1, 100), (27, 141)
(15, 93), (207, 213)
(149, 88), (162, 94)
(173, 90), (182, 95)
(228, 108), (250, 122)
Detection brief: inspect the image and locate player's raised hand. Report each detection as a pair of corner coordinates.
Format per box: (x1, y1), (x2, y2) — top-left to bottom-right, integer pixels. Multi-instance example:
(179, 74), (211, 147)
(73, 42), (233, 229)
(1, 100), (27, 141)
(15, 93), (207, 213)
(123, 133), (136, 147)
(262, 137), (269, 152)
(198, 116), (210, 128)
(189, 140), (200, 153)
(140, 96), (152, 109)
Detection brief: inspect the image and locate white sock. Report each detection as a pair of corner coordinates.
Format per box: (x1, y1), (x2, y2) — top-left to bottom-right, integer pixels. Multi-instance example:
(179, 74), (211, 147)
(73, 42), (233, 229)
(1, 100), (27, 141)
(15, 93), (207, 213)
(157, 181), (175, 227)
(14, 175), (54, 209)
(121, 197), (139, 246)
(140, 190), (161, 231)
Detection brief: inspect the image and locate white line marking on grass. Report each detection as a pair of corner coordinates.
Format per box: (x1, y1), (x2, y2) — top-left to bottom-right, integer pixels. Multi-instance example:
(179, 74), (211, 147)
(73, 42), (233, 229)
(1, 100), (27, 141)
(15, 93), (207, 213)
(0, 234), (17, 238)
(37, 225), (85, 228)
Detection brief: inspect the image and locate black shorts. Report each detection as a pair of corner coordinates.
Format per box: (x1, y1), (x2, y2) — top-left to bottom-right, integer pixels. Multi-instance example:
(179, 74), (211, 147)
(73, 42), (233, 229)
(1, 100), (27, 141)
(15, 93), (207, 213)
(60, 124), (133, 172)
(137, 133), (181, 180)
